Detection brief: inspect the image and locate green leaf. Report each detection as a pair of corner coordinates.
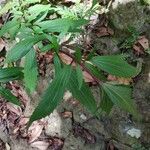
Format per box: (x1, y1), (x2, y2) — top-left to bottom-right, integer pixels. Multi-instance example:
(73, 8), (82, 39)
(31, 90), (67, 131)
(68, 71), (97, 114)
(85, 62), (106, 81)
(74, 48), (82, 63)
(0, 2), (12, 16)
(102, 83), (138, 118)
(76, 65), (83, 89)
(40, 44), (53, 52)
(24, 49), (38, 93)
(37, 18), (88, 33)
(0, 67), (23, 83)
(91, 55), (137, 77)
(6, 35), (46, 63)
(28, 65), (72, 126)
(24, 0), (41, 5)
(99, 87), (113, 114)
(0, 86), (21, 106)
(0, 19), (20, 38)
(27, 4), (51, 22)
(54, 54), (62, 76)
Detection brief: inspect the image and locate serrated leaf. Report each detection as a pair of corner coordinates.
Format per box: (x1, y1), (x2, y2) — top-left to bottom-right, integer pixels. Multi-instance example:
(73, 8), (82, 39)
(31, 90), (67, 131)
(91, 55), (137, 77)
(0, 67), (23, 83)
(0, 86), (21, 105)
(37, 18), (88, 33)
(24, 49), (38, 93)
(68, 71), (97, 114)
(76, 65), (83, 89)
(102, 83), (138, 118)
(0, 19), (20, 38)
(28, 65), (72, 126)
(99, 87), (113, 114)
(6, 35), (46, 63)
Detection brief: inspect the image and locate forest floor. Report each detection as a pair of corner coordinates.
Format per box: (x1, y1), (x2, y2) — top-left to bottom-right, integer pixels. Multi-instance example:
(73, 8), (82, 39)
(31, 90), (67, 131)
(0, 0), (150, 150)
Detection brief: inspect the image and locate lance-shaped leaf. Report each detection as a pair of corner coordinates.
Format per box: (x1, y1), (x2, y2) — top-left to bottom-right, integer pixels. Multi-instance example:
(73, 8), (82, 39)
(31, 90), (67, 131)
(24, 49), (38, 93)
(54, 54), (62, 76)
(68, 71), (97, 114)
(91, 55), (137, 77)
(6, 35), (46, 63)
(0, 67), (23, 83)
(37, 18), (88, 33)
(0, 86), (21, 105)
(28, 65), (72, 126)
(102, 83), (138, 118)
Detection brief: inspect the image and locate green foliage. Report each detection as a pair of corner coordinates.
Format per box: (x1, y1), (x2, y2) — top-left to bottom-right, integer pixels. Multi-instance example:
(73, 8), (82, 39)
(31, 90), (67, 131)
(76, 65), (83, 89)
(102, 83), (139, 118)
(29, 65), (72, 126)
(121, 27), (140, 49)
(0, 0), (140, 126)
(68, 70), (97, 114)
(24, 49), (38, 93)
(0, 67), (23, 105)
(0, 86), (21, 106)
(91, 55), (137, 77)
(0, 67), (23, 83)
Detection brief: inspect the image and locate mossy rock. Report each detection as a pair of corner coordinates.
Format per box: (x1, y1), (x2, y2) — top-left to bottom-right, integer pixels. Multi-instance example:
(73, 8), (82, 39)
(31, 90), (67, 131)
(109, 1), (148, 32)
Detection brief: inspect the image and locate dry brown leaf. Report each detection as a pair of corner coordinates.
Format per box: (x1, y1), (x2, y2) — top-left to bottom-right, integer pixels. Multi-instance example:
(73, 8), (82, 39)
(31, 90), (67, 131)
(61, 111), (72, 119)
(28, 120), (46, 143)
(83, 71), (95, 83)
(0, 38), (5, 52)
(59, 53), (73, 65)
(95, 26), (114, 37)
(30, 141), (49, 150)
(138, 36), (149, 50)
(19, 117), (29, 126)
(107, 75), (132, 85)
(6, 102), (22, 116)
(133, 36), (149, 55)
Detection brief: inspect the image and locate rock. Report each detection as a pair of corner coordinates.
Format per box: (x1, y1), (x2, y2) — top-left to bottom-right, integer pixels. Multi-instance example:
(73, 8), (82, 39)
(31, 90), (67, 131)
(109, 1), (147, 31)
(45, 110), (72, 138)
(63, 133), (105, 150)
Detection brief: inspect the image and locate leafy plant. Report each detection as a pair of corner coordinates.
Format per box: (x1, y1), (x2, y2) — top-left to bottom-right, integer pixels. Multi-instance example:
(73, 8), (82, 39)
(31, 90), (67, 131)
(0, 0), (140, 126)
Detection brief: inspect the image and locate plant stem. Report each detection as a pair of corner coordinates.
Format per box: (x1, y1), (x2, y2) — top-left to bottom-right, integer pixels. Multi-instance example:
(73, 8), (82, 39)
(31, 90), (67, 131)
(59, 50), (102, 85)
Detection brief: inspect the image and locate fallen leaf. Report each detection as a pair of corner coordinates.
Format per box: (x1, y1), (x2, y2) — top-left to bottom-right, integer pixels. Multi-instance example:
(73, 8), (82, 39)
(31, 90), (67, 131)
(49, 138), (64, 150)
(19, 117), (29, 126)
(30, 141), (49, 150)
(6, 102), (22, 116)
(107, 75), (132, 85)
(83, 71), (95, 83)
(59, 52), (73, 65)
(28, 120), (45, 143)
(95, 26), (114, 37)
(133, 36), (149, 55)
(138, 36), (149, 50)
(61, 111), (72, 118)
